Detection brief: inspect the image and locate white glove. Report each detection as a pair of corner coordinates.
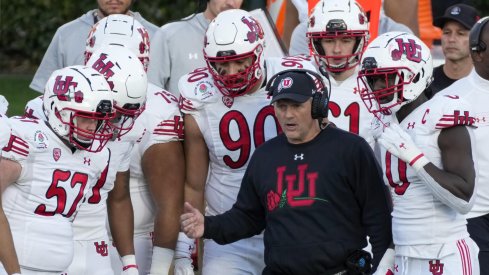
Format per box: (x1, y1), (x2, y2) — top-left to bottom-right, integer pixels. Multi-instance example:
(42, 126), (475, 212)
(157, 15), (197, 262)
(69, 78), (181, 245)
(373, 248), (395, 275)
(174, 257), (194, 275)
(121, 254), (138, 275)
(370, 115), (387, 140)
(174, 232), (195, 275)
(378, 123), (429, 171)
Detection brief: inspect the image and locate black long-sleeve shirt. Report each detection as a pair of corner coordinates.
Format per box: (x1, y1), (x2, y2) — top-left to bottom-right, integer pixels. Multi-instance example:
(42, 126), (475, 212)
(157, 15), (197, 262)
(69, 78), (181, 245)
(204, 126), (392, 274)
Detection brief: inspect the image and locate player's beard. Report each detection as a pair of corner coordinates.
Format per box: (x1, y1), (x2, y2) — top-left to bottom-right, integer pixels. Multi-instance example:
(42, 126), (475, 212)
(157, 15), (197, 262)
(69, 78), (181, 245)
(99, 8), (130, 17)
(98, 1), (132, 17)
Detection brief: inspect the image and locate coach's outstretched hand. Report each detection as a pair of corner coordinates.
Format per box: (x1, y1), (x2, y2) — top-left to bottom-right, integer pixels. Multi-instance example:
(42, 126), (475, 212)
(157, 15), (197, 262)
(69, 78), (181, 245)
(180, 202), (205, 239)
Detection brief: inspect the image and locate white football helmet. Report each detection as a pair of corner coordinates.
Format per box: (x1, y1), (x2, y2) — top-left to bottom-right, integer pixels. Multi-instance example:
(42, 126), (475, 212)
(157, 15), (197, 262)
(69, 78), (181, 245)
(357, 32), (433, 115)
(204, 9), (266, 97)
(85, 14), (150, 71)
(307, 0), (369, 73)
(43, 65), (116, 152)
(86, 45), (147, 138)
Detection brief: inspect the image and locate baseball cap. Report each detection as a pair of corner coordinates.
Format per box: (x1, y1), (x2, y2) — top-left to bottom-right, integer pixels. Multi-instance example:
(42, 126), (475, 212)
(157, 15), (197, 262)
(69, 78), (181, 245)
(268, 71), (317, 104)
(433, 4), (480, 30)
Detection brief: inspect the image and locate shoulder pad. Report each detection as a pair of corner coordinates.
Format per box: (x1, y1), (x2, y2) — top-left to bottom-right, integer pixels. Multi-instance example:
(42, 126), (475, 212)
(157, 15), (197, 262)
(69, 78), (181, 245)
(178, 68), (220, 112)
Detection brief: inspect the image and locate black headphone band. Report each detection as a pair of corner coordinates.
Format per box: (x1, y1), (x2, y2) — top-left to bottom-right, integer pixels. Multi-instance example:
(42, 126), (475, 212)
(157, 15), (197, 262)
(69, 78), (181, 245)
(470, 16), (489, 52)
(265, 69), (327, 95)
(265, 68), (330, 119)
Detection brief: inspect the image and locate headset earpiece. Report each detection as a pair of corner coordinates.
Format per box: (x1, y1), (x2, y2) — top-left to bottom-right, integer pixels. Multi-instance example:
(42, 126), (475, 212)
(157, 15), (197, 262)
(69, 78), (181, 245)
(470, 16), (489, 53)
(265, 69), (330, 119)
(311, 88), (329, 119)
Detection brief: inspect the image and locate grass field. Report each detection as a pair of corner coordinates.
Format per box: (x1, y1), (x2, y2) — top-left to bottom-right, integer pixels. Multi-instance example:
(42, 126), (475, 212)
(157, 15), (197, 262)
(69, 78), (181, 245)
(0, 74), (39, 116)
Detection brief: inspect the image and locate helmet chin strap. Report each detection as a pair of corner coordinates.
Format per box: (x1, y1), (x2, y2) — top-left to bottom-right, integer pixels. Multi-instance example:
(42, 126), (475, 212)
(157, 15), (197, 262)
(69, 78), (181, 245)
(72, 137), (92, 149)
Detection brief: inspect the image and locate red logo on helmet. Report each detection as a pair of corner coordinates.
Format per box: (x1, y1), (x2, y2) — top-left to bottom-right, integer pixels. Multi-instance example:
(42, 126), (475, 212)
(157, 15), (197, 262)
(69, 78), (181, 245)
(91, 53), (115, 90)
(137, 28), (150, 54)
(74, 91), (84, 103)
(53, 76), (78, 101)
(391, 38), (422, 63)
(359, 14), (365, 25)
(86, 24), (98, 48)
(241, 16), (264, 44)
(89, 36), (96, 48)
(309, 16), (315, 28)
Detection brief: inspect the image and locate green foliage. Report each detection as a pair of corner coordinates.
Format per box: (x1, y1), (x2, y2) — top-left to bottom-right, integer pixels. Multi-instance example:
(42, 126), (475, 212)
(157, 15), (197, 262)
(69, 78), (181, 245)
(473, 0), (489, 17)
(0, 0), (198, 73)
(1, 0), (488, 74)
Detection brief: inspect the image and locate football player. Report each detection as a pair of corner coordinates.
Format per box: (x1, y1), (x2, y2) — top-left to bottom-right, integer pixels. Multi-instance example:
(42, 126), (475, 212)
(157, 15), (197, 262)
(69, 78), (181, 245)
(25, 15), (150, 274)
(358, 32), (479, 274)
(0, 114), (21, 275)
(306, 0), (377, 148)
(0, 66), (114, 274)
(177, 9), (317, 275)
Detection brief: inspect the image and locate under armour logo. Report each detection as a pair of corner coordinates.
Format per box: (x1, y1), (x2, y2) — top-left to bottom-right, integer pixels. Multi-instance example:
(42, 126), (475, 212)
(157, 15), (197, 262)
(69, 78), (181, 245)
(84, 157), (91, 165)
(94, 241), (108, 257)
(407, 122), (415, 129)
(399, 143), (406, 149)
(429, 259), (444, 275)
(188, 53), (198, 60)
(294, 154), (304, 160)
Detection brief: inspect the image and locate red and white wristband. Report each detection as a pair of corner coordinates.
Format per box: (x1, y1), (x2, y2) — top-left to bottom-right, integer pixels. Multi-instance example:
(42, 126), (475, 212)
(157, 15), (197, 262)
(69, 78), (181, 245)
(122, 254), (138, 271)
(410, 153), (429, 171)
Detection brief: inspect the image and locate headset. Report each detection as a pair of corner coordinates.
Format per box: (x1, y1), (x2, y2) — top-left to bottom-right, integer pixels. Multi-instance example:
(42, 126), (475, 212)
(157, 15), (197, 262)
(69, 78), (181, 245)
(265, 69), (330, 119)
(470, 16), (489, 53)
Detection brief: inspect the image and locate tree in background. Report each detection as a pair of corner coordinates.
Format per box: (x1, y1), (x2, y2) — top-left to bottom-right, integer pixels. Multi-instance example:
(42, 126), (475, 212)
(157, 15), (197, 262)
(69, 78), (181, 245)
(1, 0), (487, 74)
(0, 0), (198, 73)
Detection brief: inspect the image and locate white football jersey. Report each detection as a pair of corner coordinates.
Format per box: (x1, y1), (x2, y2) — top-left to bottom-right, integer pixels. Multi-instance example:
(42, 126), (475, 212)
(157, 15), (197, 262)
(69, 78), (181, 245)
(22, 94), (144, 240)
(438, 70), (489, 219)
(24, 95), (46, 121)
(178, 56), (316, 215)
(327, 68), (376, 148)
(73, 139), (136, 240)
(377, 95), (474, 253)
(2, 116), (110, 271)
(129, 83), (183, 235)
(0, 114), (11, 150)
